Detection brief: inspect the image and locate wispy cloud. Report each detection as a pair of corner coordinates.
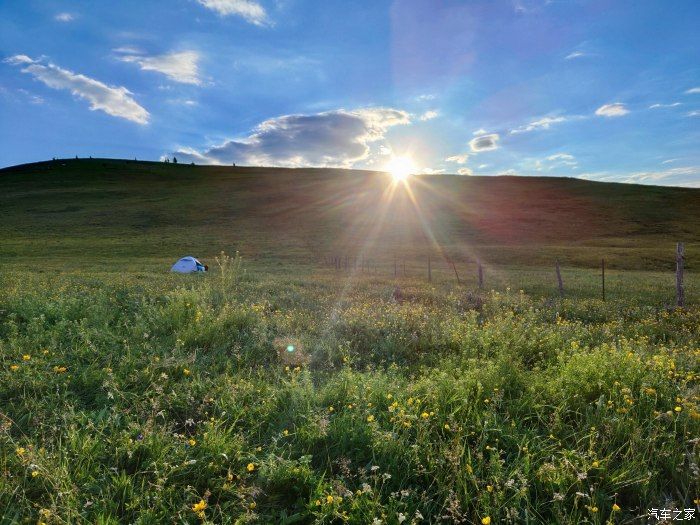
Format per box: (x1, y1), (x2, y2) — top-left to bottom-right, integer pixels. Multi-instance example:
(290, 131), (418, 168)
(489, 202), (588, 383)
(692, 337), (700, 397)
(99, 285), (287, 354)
(445, 153), (469, 164)
(472, 128), (488, 136)
(687, 110), (700, 117)
(469, 133), (499, 152)
(595, 103), (629, 117)
(621, 166), (700, 187)
(4, 55), (149, 124)
(418, 110), (439, 121)
(565, 51), (588, 60)
(196, 0), (268, 25)
(54, 12), (74, 22)
(685, 87), (700, 94)
(649, 102), (681, 109)
(116, 50), (202, 85)
(457, 167), (473, 175)
(510, 115), (570, 134)
(172, 107), (410, 167)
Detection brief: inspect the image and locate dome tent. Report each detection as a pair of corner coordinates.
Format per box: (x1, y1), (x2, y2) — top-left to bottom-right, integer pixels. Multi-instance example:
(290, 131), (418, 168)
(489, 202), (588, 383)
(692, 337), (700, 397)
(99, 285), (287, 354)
(171, 256), (207, 273)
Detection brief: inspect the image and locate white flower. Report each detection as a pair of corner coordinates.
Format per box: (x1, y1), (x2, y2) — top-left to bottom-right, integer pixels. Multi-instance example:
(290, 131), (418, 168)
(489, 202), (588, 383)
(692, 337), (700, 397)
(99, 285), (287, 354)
(398, 513), (406, 523)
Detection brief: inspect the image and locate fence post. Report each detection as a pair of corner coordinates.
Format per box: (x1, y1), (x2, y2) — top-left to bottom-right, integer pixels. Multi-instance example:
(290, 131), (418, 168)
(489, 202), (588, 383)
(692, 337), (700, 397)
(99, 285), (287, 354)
(601, 258), (606, 301)
(676, 243), (685, 307)
(428, 256), (432, 282)
(450, 260), (461, 284)
(477, 260), (484, 289)
(555, 260), (564, 296)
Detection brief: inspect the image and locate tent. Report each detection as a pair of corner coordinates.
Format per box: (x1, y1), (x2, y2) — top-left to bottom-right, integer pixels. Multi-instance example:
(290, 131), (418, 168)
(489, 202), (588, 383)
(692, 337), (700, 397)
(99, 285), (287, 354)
(171, 256), (207, 273)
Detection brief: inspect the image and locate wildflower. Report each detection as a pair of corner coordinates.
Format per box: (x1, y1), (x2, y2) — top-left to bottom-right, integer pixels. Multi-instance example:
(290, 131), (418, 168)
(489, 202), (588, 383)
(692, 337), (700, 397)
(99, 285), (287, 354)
(315, 499), (321, 506)
(283, 429), (289, 436)
(592, 461), (599, 468)
(421, 412), (429, 419)
(326, 495), (334, 504)
(247, 462), (255, 472)
(183, 368), (191, 376)
(16, 447), (25, 456)
(674, 406), (682, 413)
(444, 423), (450, 430)
(481, 517), (491, 525)
(466, 464), (473, 474)
(612, 503), (620, 512)
(367, 415), (375, 422)
(249, 502), (257, 510)
(10, 365), (19, 371)
(31, 470), (39, 478)
(486, 485), (493, 493)
(192, 499), (207, 512)
(22, 355), (30, 361)
(328, 406), (334, 412)
(188, 439), (196, 446)
(53, 366), (67, 373)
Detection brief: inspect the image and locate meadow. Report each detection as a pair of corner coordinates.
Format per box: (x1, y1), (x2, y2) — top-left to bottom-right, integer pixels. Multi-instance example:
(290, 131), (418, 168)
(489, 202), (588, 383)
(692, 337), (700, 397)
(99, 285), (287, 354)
(1, 160), (699, 523)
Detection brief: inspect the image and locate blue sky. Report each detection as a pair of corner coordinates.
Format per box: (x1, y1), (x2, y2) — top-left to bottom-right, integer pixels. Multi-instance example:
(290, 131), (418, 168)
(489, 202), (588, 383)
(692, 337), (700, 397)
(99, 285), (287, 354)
(1, 0), (699, 186)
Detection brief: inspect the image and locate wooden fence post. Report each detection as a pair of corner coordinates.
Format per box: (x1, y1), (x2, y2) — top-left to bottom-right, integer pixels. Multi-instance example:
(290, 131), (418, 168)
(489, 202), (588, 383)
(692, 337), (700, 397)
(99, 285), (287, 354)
(601, 258), (606, 301)
(428, 256), (432, 282)
(555, 260), (564, 296)
(450, 260), (461, 285)
(676, 243), (685, 307)
(477, 260), (484, 289)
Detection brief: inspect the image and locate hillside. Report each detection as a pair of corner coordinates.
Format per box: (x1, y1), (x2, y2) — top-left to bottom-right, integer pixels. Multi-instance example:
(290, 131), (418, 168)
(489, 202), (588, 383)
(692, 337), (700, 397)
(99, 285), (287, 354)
(1, 158), (699, 271)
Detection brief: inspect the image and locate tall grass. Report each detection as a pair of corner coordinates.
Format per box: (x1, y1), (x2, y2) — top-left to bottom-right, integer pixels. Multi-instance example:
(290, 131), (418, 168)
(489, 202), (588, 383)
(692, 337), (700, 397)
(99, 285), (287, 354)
(0, 263), (698, 524)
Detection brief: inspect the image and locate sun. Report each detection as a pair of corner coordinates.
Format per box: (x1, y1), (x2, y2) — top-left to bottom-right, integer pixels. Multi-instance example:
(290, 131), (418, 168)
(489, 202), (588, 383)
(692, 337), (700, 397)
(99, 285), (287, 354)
(384, 155), (417, 181)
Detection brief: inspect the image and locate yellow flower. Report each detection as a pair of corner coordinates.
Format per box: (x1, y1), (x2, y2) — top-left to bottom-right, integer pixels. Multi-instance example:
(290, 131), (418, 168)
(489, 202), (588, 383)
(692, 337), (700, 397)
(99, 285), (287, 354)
(386, 393), (393, 399)
(283, 429), (289, 436)
(315, 499), (321, 506)
(444, 423), (450, 430)
(10, 365), (19, 371)
(31, 470), (39, 478)
(486, 485), (493, 493)
(247, 462), (255, 472)
(22, 355), (30, 361)
(481, 517), (491, 525)
(53, 366), (67, 373)
(16, 447), (25, 456)
(592, 460), (599, 468)
(188, 439), (196, 446)
(183, 368), (191, 376)
(421, 412), (429, 419)
(249, 502), (257, 510)
(192, 499), (207, 513)
(466, 464), (473, 474)
(326, 495), (334, 504)
(612, 503), (620, 512)
(590, 506), (598, 513)
(366, 415), (375, 422)
(328, 406), (334, 412)
(674, 406), (682, 413)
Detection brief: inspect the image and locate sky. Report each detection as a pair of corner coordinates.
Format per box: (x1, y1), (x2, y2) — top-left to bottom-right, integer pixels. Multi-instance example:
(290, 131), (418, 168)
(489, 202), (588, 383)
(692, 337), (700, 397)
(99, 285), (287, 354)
(1, 0), (699, 186)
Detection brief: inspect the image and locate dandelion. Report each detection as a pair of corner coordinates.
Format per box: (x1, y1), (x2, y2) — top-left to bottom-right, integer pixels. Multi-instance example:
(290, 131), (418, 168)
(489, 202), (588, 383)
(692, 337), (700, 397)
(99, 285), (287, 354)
(486, 485), (493, 493)
(612, 503), (620, 511)
(481, 517), (491, 525)
(247, 462), (255, 472)
(674, 406), (682, 413)
(10, 365), (19, 371)
(188, 438), (196, 446)
(283, 429), (289, 436)
(22, 355), (30, 361)
(183, 368), (191, 376)
(328, 406), (334, 412)
(421, 412), (429, 419)
(31, 470), (39, 478)
(192, 499), (207, 513)
(16, 447), (25, 456)
(326, 495), (334, 504)
(592, 460), (599, 468)
(367, 415), (375, 422)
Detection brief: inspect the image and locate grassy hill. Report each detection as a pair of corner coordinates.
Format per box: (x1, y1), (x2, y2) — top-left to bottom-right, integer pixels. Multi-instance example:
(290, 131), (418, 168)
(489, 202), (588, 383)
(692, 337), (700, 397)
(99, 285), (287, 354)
(1, 158), (699, 272)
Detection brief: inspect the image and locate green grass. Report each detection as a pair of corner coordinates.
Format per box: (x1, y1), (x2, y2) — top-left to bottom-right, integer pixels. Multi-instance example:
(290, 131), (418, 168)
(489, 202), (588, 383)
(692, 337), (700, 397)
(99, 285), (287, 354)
(1, 160), (699, 523)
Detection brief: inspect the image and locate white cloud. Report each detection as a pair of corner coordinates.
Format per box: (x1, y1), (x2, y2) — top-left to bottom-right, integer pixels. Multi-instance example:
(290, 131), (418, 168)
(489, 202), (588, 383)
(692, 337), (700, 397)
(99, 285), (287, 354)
(117, 50), (201, 85)
(5, 55), (149, 124)
(472, 128), (488, 136)
(445, 153), (469, 164)
(565, 51), (587, 60)
(621, 166), (700, 187)
(422, 168), (445, 175)
(196, 0), (268, 25)
(478, 164), (489, 169)
(510, 115), (568, 134)
(457, 168), (473, 175)
(55, 13), (74, 22)
(687, 110), (700, 117)
(419, 110), (439, 121)
(469, 133), (499, 152)
(416, 94), (436, 101)
(661, 159), (679, 164)
(685, 87), (700, 94)
(173, 107), (410, 167)
(595, 103), (629, 117)
(649, 102), (681, 109)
